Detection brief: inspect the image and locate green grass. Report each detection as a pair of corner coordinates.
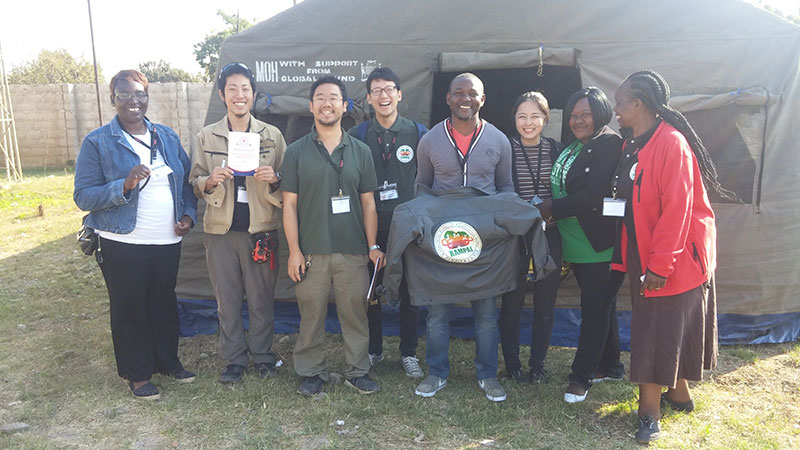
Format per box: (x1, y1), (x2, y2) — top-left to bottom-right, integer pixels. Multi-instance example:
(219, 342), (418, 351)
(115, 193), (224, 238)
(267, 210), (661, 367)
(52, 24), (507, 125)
(0, 171), (799, 449)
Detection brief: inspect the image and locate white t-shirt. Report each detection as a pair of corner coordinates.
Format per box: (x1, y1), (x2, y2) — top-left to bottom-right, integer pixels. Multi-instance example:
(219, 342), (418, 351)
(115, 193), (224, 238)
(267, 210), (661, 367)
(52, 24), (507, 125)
(98, 130), (180, 245)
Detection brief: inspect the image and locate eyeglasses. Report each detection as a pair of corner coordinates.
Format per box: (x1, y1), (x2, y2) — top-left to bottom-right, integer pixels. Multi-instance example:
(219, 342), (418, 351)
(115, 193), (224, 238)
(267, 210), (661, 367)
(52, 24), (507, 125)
(218, 62), (252, 81)
(115, 91), (148, 101)
(369, 85), (398, 96)
(569, 112), (593, 122)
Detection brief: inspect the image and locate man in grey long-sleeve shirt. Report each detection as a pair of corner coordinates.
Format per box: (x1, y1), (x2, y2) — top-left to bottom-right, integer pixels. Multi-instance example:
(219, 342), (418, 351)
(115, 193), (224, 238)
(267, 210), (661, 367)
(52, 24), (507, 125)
(413, 73), (512, 402)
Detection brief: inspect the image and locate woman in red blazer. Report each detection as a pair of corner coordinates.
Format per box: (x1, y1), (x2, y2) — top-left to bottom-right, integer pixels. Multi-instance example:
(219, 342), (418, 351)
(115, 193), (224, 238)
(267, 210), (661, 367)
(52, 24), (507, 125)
(611, 70), (735, 444)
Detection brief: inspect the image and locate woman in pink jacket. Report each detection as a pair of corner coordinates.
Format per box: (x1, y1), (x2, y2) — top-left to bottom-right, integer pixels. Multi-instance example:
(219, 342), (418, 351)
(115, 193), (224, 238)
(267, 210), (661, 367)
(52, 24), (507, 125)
(611, 70), (736, 443)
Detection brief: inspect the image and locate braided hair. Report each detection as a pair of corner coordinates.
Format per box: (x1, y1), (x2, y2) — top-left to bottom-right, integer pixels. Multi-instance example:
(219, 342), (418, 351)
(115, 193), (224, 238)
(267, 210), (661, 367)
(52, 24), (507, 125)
(623, 70), (738, 201)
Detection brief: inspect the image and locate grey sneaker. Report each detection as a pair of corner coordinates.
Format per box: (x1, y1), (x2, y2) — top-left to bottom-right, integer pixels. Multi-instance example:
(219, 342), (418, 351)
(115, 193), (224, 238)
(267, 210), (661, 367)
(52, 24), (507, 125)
(368, 352), (384, 367)
(415, 375), (447, 398)
(478, 377), (507, 402)
(401, 356), (424, 378)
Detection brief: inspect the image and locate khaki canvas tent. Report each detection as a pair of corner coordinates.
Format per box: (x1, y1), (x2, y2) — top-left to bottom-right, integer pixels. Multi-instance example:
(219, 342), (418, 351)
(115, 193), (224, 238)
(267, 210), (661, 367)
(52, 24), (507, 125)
(177, 0), (800, 343)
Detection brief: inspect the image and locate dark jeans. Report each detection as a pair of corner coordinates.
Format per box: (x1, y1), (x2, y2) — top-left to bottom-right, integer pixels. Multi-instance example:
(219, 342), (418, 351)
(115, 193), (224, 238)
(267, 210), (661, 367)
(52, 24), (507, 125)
(368, 219), (419, 357)
(98, 237), (185, 382)
(368, 275), (419, 357)
(568, 261), (625, 389)
(500, 225), (562, 373)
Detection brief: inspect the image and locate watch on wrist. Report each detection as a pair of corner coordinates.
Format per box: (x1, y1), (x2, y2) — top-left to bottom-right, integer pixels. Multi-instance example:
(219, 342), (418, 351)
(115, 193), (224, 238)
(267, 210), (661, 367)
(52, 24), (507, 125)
(369, 244), (381, 251)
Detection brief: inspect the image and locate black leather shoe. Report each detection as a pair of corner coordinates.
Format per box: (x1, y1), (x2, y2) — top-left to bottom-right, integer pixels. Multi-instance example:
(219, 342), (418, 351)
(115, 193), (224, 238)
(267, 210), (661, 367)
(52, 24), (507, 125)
(297, 375), (325, 396)
(254, 362), (277, 379)
(506, 368), (527, 384)
(345, 374), (380, 394)
(661, 392), (695, 412)
(528, 367), (548, 384)
(128, 381), (160, 400)
(219, 364), (245, 384)
(635, 415), (661, 443)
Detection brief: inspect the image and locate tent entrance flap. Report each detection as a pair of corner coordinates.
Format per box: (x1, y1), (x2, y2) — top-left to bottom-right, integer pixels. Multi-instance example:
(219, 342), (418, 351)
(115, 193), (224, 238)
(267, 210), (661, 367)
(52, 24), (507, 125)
(430, 66), (582, 138)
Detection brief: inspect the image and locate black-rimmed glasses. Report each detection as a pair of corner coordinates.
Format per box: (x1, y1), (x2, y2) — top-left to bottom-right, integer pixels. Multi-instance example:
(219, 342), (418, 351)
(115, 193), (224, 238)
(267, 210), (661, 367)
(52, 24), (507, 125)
(369, 86), (398, 96)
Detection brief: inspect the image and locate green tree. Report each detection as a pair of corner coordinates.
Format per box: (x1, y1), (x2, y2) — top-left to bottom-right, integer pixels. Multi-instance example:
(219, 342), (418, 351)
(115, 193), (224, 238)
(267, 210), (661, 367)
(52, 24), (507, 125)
(193, 10), (255, 82)
(9, 49), (102, 84)
(138, 60), (200, 82)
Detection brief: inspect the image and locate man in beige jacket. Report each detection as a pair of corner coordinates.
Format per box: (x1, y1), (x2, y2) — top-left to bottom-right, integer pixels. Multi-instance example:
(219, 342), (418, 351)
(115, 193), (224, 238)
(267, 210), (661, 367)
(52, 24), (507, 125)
(189, 62), (286, 383)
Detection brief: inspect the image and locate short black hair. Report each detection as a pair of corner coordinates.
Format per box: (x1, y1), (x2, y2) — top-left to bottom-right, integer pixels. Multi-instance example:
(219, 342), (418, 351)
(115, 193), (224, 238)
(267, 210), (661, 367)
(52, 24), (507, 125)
(562, 86), (613, 142)
(217, 62), (255, 93)
(366, 67), (401, 92)
(309, 76), (348, 101)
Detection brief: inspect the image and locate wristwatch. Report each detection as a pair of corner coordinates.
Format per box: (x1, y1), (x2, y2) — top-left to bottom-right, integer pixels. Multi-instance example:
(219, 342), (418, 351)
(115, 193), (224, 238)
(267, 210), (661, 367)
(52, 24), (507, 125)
(369, 244), (381, 251)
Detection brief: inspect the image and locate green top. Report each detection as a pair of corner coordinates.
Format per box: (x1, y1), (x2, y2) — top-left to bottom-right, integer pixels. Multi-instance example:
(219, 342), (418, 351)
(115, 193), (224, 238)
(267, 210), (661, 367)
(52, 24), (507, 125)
(282, 127), (379, 255)
(551, 140), (613, 263)
(348, 115), (422, 216)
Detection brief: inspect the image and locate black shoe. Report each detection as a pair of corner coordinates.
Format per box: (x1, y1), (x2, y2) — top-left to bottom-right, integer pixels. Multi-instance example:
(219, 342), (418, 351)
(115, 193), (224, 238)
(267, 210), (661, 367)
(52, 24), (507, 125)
(506, 368), (527, 384)
(635, 416), (661, 443)
(661, 392), (695, 412)
(128, 381), (160, 400)
(528, 367), (548, 384)
(345, 374), (380, 394)
(297, 375), (326, 396)
(219, 364), (245, 384)
(254, 362), (277, 379)
(172, 369), (196, 384)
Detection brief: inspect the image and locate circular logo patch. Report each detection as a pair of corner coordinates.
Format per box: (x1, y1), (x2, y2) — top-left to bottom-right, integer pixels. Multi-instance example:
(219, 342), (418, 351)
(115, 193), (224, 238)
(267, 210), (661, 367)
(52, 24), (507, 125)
(396, 145), (414, 163)
(434, 221), (482, 263)
(629, 162), (638, 181)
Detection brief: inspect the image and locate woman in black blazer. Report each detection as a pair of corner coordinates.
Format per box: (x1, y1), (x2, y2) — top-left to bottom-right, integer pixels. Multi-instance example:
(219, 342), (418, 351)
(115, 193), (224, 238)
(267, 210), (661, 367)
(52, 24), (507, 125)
(536, 87), (625, 403)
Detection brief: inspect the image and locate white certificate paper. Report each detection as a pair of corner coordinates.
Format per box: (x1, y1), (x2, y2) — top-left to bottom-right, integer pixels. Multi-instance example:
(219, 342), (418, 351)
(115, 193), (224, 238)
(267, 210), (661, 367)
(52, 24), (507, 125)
(227, 132), (260, 175)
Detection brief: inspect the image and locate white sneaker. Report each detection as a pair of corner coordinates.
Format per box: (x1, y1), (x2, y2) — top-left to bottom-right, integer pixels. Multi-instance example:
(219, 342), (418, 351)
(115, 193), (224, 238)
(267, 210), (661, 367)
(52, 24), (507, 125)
(368, 352), (384, 367)
(401, 356), (424, 378)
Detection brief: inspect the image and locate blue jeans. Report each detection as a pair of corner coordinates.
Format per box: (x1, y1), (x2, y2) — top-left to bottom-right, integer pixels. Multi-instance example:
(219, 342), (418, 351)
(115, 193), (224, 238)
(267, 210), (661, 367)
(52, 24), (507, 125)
(425, 297), (499, 380)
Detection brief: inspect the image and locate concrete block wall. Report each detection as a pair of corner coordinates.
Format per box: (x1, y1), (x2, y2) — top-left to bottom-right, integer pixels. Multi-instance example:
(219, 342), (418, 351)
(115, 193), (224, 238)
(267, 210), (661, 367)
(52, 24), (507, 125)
(7, 82), (214, 168)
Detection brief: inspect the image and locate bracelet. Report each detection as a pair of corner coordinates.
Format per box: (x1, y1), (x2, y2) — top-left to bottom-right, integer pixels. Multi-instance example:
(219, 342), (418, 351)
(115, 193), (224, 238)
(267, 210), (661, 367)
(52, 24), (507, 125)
(369, 244), (381, 251)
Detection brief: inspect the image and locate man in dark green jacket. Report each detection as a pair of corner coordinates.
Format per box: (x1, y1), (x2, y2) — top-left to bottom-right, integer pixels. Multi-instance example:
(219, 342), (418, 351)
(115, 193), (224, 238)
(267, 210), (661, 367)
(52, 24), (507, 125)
(349, 68), (427, 378)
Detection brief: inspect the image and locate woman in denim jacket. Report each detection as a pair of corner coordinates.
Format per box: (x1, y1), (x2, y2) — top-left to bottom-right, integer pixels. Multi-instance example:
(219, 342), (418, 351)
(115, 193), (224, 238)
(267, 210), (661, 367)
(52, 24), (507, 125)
(73, 70), (198, 400)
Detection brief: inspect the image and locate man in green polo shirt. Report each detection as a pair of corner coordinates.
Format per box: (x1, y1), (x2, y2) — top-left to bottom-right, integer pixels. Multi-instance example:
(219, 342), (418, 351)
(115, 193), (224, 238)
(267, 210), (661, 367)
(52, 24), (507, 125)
(282, 76), (385, 396)
(348, 67), (427, 378)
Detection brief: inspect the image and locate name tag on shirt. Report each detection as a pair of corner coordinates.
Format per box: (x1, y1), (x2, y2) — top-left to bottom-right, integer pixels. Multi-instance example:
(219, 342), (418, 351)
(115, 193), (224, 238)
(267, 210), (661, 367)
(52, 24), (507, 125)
(379, 182), (399, 202)
(331, 196), (351, 214)
(237, 186), (249, 203)
(603, 197), (626, 217)
(149, 164), (173, 179)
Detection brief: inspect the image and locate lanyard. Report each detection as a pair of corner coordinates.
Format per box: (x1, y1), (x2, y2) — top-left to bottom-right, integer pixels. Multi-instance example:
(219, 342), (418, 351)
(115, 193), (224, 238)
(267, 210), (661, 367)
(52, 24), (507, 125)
(124, 127), (159, 164)
(445, 119), (482, 186)
(519, 140), (544, 197)
(377, 131), (397, 183)
(315, 140), (345, 196)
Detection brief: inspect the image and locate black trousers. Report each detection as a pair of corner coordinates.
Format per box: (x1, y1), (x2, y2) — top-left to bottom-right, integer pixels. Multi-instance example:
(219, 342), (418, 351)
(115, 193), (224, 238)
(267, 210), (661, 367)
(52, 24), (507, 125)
(567, 261), (625, 389)
(500, 225), (562, 373)
(98, 237), (185, 382)
(368, 215), (419, 357)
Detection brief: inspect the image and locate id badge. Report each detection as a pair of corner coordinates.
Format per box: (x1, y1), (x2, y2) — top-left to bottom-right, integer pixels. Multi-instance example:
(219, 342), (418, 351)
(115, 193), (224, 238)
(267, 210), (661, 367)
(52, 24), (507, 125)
(149, 164), (173, 179)
(237, 186), (249, 203)
(379, 182), (399, 202)
(530, 195), (544, 206)
(603, 197), (626, 217)
(331, 196), (351, 214)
